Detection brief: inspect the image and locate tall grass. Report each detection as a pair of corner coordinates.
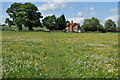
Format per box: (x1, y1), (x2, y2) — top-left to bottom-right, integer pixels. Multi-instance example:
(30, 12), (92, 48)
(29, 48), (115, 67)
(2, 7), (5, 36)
(2, 31), (119, 78)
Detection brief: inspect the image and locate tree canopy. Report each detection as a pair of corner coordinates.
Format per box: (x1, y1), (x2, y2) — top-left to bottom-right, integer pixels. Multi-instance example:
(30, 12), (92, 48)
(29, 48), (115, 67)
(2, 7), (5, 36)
(56, 14), (66, 30)
(6, 3), (43, 30)
(81, 17), (105, 32)
(42, 15), (57, 30)
(104, 19), (116, 32)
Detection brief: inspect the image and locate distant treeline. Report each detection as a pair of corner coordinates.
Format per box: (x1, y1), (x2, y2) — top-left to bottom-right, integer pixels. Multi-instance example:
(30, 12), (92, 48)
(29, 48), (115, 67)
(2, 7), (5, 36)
(4, 2), (119, 32)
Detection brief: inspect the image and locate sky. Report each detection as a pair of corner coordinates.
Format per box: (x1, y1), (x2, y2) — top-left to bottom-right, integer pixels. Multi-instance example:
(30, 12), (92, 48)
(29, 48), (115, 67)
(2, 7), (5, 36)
(0, 1), (118, 26)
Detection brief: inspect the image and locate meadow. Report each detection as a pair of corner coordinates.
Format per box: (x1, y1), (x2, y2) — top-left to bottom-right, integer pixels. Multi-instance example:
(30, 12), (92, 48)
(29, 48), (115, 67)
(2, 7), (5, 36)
(2, 30), (119, 78)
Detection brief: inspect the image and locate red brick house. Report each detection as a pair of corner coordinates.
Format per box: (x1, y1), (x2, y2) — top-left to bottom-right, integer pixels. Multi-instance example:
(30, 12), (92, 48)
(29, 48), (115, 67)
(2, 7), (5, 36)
(64, 21), (81, 33)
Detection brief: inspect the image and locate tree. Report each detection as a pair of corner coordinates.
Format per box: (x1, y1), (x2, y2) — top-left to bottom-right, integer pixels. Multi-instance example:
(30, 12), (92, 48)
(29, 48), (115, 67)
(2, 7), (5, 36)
(5, 18), (13, 27)
(42, 15), (57, 30)
(104, 19), (116, 32)
(81, 19), (93, 31)
(6, 3), (22, 30)
(6, 3), (43, 30)
(56, 14), (66, 30)
(81, 17), (105, 32)
(66, 20), (70, 23)
(91, 17), (100, 31)
(20, 3), (43, 30)
(97, 24), (106, 33)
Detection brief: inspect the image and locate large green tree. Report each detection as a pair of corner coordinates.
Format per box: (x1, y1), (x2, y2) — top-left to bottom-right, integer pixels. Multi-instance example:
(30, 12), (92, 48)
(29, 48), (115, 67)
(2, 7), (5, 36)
(42, 15), (57, 30)
(81, 19), (93, 31)
(56, 14), (66, 30)
(6, 3), (43, 30)
(104, 19), (116, 32)
(81, 17), (105, 32)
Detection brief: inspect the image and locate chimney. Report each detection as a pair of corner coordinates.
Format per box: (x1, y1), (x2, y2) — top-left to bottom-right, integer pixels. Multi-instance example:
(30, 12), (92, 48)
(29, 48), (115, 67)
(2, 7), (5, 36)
(71, 20), (73, 24)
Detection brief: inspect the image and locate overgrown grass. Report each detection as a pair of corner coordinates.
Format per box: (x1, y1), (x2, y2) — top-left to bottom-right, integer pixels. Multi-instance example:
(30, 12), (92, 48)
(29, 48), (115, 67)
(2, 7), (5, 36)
(2, 31), (119, 78)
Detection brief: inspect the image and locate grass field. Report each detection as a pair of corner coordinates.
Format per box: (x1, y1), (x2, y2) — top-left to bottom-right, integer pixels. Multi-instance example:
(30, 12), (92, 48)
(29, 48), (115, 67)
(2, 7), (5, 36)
(0, 25), (49, 31)
(2, 31), (119, 78)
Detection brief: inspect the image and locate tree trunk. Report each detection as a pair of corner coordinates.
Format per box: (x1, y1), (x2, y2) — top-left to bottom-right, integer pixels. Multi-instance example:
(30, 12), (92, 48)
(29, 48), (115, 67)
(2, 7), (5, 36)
(17, 25), (22, 31)
(28, 26), (34, 31)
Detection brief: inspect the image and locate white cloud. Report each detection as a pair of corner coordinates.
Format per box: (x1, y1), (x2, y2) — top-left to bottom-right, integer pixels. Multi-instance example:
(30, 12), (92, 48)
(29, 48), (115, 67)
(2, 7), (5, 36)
(85, 7), (95, 16)
(105, 15), (118, 22)
(85, 7), (95, 11)
(42, 14), (54, 18)
(38, 2), (66, 12)
(105, 15), (119, 26)
(0, 15), (9, 18)
(75, 12), (84, 17)
(110, 8), (119, 13)
(0, 21), (6, 25)
(0, 15), (10, 24)
(1, 0), (119, 2)
(91, 11), (95, 15)
(68, 17), (84, 24)
(51, 0), (66, 2)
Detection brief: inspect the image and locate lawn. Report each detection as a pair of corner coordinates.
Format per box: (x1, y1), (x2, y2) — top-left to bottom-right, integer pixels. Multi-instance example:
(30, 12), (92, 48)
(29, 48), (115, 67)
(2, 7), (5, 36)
(2, 31), (119, 78)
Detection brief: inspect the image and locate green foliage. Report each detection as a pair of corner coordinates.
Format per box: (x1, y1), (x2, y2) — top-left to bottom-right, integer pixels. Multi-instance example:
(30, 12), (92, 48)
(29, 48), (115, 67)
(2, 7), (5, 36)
(42, 14), (66, 30)
(66, 21), (70, 23)
(42, 15), (57, 30)
(56, 14), (66, 30)
(81, 19), (94, 31)
(6, 3), (22, 19)
(104, 19), (116, 32)
(5, 18), (13, 27)
(6, 2), (43, 31)
(81, 17), (105, 32)
(97, 24), (106, 33)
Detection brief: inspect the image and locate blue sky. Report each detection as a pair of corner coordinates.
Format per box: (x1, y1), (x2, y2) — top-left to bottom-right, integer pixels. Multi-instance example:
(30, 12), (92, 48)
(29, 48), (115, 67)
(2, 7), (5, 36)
(1, 2), (118, 25)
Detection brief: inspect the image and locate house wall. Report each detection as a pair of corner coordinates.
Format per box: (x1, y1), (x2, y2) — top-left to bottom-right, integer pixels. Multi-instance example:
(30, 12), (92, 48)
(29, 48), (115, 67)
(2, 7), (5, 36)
(65, 21), (80, 32)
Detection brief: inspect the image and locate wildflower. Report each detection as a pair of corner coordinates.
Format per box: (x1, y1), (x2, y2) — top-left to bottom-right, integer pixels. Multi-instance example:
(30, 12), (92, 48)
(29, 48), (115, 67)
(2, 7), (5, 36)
(108, 69), (113, 72)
